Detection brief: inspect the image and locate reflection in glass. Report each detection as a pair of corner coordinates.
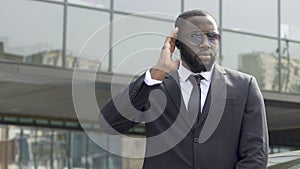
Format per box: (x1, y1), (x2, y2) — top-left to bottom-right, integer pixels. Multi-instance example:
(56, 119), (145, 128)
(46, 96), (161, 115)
(0, 0), (64, 67)
(87, 135), (108, 169)
(0, 125), (147, 169)
(279, 40), (300, 94)
(112, 14), (174, 75)
(53, 130), (69, 169)
(71, 132), (86, 169)
(282, 0), (300, 41)
(184, 0), (219, 24)
(5, 126), (21, 169)
(222, 31), (279, 91)
(67, 7), (110, 71)
(47, 0), (63, 2)
(68, 0), (110, 9)
(114, 0), (180, 19)
(0, 125), (7, 169)
(19, 128), (34, 169)
(34, 129), (52, 169)
(223, 0), (277, 36)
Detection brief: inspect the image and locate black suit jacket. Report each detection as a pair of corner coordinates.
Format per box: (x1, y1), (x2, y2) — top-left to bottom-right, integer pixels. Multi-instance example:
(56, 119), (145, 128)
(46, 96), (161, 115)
(99, 64), (269, 169)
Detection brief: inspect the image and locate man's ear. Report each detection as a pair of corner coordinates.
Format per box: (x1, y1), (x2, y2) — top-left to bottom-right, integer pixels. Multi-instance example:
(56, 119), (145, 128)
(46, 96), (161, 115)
(175, 39), (181, 49)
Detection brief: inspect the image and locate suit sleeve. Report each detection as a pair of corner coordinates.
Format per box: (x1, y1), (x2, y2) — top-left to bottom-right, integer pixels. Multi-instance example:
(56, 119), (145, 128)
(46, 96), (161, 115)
(236, 77), (269, 169)
(98, 73), (160, 134)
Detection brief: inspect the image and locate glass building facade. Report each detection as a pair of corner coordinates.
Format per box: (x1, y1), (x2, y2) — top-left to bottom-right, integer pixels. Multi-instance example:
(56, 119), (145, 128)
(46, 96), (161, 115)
(0, 117), (144, 169)
(1, 0), (300, 169)
(1, 0), (300, 93)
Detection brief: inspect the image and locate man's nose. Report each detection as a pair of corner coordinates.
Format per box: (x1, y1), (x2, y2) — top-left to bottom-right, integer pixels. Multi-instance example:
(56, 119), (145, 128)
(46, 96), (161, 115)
(199, 35), (212, 48)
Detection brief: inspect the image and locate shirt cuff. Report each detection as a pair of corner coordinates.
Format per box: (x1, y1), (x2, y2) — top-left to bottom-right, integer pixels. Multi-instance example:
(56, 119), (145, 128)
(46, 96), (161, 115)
(144, 69), (163, 86)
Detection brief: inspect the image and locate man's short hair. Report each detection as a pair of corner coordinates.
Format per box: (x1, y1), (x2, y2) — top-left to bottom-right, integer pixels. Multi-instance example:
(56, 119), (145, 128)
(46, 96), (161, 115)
(175, 9), (217, 34)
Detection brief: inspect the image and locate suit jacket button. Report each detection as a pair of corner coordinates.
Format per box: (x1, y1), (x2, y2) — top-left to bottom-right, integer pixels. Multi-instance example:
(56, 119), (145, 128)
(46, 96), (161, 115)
(194, 138), (199, 143)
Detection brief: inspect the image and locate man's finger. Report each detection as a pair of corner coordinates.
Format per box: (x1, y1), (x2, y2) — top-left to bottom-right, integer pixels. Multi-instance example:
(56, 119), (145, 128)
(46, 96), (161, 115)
(170, 27), (179, 38)
(160, 27), (179, 59)
(169, 27), (179, 53)
(163, 27), (179, 45)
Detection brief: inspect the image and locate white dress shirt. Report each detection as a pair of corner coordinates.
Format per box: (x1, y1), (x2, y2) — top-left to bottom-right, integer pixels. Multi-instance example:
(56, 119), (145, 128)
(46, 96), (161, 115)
(144, 63), (213, 112)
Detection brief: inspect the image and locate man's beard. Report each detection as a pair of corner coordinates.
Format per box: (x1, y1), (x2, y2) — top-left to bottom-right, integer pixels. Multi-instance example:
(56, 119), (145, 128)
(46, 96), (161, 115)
(180, 48), (216, 73)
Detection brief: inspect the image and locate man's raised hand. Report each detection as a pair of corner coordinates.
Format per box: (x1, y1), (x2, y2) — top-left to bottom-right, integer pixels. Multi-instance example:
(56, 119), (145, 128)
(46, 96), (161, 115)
(150, 27), (180, 80)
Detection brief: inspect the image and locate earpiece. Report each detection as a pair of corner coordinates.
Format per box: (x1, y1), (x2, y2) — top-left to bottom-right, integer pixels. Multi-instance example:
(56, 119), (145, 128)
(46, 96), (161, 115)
(175, 40), (180, 49)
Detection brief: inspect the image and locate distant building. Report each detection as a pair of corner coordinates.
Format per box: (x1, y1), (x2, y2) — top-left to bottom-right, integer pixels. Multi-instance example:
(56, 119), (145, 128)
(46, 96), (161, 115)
(25, 49), (100, 70)
(239, 51), (300, 93)
(0, 41), (23, 62)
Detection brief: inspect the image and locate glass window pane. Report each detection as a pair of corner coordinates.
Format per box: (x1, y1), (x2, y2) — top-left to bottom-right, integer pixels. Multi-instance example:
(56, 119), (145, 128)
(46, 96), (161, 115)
(0, 0), (64, 67)
(112, 14), (175, 75)
(35, 129), (52, 169)
(87, 133), (108, 169)
(68, 0), (110, 9)
(53, 130), (69, 169)
(222, 31), (279, 92)
(20, 128), (36, 169)
(279, 40), (300, 94)
(114, 0), (180, 20)
(184, 0), (219, 24)
(0, 125), (7, 167)
(282, 0), (300, 41)
(67, 7), (110, 71)
(43, 0), (63, 2)
(223, 0), (277, 36)
(5, 126), (21, 169)
(71, 132), (86, 169)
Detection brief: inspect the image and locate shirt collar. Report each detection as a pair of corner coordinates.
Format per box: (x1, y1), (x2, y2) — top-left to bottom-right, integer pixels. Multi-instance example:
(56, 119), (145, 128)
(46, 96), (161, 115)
(178, 62), (214, 83)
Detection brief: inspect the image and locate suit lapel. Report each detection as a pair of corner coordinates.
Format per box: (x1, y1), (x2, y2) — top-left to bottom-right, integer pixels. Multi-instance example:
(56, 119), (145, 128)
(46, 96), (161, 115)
(196, 64), (228, 143)
(163, 65), (227, 138)
(163, 71), (181, 112)
(210, 64), (227, 103)
(163, 71), (194, 128)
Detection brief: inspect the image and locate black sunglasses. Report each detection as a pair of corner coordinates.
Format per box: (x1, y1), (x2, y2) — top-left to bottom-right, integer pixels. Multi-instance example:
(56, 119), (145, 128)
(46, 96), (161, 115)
(187, 31), (220, 45)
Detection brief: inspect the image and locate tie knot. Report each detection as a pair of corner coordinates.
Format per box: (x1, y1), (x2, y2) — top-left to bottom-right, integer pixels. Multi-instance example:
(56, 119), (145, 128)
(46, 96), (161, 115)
(189, 75), (203, 85)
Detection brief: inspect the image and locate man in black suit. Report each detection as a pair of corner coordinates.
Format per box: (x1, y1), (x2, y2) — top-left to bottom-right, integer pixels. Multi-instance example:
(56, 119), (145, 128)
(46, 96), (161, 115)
(99, 9), (269, 169)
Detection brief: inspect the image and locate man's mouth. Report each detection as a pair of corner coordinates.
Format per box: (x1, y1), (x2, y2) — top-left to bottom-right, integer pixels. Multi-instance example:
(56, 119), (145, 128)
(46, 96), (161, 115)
(196, 51), (212, 61)
(198, 54), (211, 60)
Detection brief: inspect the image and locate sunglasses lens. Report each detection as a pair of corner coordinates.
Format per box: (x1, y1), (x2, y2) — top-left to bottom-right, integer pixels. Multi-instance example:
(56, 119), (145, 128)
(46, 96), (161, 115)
(206, 33), (219, 43)
(189, 32), (204, 45)
(188, 32), (219, 45)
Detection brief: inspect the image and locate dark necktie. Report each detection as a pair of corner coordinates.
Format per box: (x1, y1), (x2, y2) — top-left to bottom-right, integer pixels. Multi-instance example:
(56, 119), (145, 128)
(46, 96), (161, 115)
(188, 75), (203, 123)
